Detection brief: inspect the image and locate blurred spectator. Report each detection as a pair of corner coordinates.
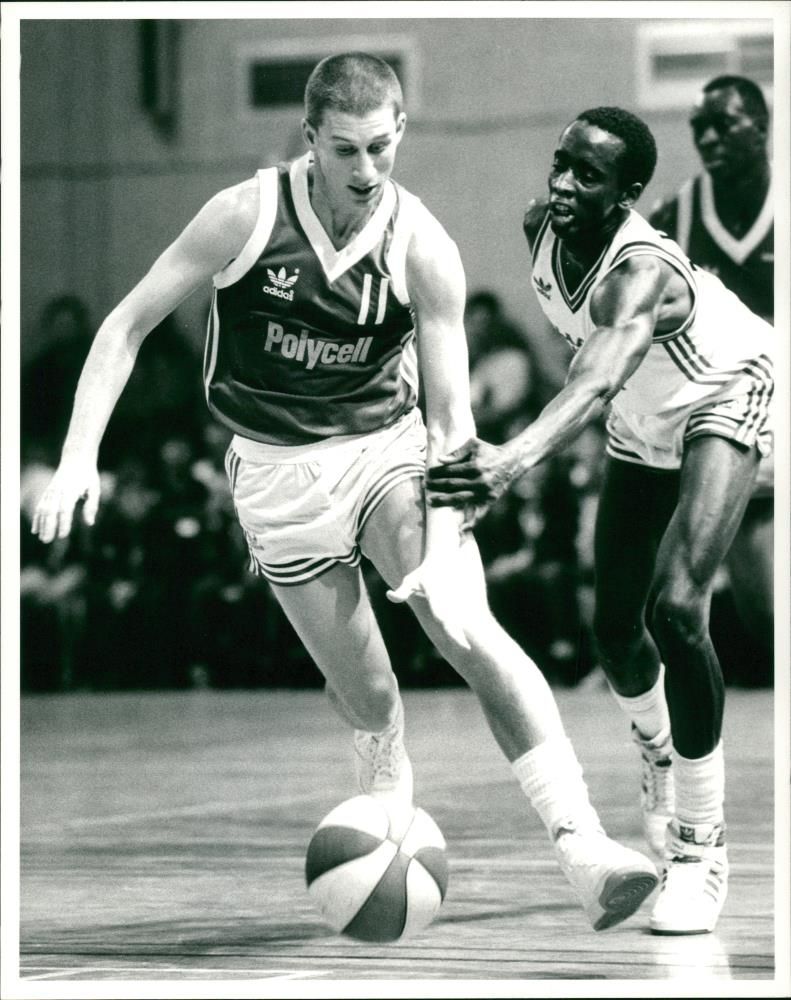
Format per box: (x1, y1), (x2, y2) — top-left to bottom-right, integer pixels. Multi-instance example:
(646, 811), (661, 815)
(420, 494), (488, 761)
(103, 313), (206, 469)
(22, 295), (94, 467)
(465, 290), (549, 443)
(78, 459), (159, 690)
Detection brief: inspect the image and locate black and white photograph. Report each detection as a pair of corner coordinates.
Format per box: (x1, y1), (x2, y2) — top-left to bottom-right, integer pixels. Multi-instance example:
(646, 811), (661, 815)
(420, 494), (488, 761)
(1, 1), (789, 996)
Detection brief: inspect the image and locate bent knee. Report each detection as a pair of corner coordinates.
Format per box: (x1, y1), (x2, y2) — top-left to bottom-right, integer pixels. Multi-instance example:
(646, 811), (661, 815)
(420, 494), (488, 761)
(650, 584), (708, 646)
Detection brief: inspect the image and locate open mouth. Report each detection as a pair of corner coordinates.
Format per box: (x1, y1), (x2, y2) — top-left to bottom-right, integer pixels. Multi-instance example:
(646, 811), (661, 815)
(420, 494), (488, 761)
(549, 202), (575, 220)
(349, 184), (378, 199)
(699, 147), (728, 170)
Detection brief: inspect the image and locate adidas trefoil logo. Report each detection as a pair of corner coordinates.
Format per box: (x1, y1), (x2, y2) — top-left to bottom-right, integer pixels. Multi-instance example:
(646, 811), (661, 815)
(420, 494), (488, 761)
(267, 267), (299, 289)
(678, 823), (697, 844)
(533, 275), (553, 300)
(264, 267), (300, 301)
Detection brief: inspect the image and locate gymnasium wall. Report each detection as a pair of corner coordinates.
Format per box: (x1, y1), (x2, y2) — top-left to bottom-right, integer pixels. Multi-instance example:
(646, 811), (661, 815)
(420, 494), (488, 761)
(20, 15), (771, 360)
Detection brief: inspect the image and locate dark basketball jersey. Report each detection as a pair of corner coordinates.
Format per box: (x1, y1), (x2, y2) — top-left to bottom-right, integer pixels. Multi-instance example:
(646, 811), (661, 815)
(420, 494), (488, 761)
(649, 172), (773, 321)
(204, 154), (424, 445)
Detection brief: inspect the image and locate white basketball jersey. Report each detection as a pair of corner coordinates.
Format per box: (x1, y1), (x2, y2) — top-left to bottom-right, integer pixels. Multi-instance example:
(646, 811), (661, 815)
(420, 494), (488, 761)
(529, 209), (774, 423)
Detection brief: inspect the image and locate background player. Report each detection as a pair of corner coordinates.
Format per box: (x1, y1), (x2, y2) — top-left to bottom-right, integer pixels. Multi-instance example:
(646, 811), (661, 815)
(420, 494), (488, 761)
(649, 75), (774, 672)
(31, 55), (658, 932)
(426, 106), (775, 935)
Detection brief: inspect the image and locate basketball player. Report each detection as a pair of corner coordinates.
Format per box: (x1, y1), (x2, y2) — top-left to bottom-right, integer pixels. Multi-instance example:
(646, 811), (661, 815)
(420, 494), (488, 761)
(31, 56), (658, 932)
(649, 75), (774, 665)
(426, 107), (774, 934)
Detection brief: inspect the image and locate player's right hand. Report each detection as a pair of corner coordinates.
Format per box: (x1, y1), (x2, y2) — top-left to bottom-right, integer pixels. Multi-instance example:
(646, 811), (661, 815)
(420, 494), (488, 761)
(31, 459), (102, 543)
(425, 436), (517, 514)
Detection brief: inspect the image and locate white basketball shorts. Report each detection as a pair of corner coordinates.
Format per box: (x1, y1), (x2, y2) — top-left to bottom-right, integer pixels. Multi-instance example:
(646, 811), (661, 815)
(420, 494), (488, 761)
(225, 408), (426, 586)
(606, 382), (775, 475)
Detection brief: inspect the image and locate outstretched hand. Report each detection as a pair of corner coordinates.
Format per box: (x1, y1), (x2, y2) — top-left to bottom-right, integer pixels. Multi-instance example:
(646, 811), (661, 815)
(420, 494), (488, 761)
(425, 436), (517, 523)
(31, 460), (102, 544)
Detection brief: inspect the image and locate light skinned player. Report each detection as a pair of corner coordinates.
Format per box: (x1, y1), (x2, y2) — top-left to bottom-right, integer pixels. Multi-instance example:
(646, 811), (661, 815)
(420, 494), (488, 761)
(32, 56), (658, 932)
(427, 106), (774, 935)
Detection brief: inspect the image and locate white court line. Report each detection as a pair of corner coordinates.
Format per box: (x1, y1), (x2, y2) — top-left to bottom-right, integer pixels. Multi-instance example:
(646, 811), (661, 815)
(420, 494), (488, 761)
(22, 967), (331, 981)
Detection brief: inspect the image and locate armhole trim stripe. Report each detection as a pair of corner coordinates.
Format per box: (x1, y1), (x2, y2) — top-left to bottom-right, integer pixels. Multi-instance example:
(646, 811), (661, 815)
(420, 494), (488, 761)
(530, 210), (552, 266)
(386, 188), (421, 306)
(676, 177), (694, 255)
(203, 289), (220, 399)
(213, 168), (279, 289)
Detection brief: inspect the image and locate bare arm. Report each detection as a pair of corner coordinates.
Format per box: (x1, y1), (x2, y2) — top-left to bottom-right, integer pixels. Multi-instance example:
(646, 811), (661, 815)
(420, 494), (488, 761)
(407, 213), (476, 552)
(32, 180), (258, 542)
(427, 255), (669, 506)
(505, 255), (664, 469)
(385, 210), (476, 641)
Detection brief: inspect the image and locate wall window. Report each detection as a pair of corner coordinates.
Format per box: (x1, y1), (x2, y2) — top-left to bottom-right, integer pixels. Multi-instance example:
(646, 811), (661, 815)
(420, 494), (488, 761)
(636, 20), (773, 110)
(236, 36), (419, 117)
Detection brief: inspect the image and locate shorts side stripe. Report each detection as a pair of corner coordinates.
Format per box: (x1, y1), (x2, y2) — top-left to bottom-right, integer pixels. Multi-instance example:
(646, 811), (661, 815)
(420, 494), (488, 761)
(684, 360), (774, 450)
(605, 440), (647, 463)
(738, 354), (774, 444)
(741, 365), (774, 444)
(225, 446), (242, 495)
(254, 549), (362, 586)
(686, 412), (741, 434)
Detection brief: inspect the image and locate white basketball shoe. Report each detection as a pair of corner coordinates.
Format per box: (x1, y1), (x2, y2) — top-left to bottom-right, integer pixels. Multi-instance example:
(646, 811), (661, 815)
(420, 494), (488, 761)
(650, 820), (728, 935)
(553, 820), (659, 931)
(354, 702), (414, 842)
(632, 724), (675, 857)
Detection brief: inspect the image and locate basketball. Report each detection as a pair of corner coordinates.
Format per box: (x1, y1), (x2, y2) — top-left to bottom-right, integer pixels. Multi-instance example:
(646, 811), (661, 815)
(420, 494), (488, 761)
(305, 794), (449, 942)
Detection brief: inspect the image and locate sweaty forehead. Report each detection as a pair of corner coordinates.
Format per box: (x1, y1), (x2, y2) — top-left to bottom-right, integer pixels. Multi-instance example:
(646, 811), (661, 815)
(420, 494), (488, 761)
(692, 86), (747, 120)
(558, 120), (624, 166)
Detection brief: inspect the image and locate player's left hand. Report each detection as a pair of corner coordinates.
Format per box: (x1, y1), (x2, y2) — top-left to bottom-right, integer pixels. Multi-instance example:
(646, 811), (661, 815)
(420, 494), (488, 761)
(425, 436), (517, 516)
(386, 555), (471, 650)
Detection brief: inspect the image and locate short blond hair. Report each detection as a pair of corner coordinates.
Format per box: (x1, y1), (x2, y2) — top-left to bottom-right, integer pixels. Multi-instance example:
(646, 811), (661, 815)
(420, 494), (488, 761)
(305, 52), (403, 127)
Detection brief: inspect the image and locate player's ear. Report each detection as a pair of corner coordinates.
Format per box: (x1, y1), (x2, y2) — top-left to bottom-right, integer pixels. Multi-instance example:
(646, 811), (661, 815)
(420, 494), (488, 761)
(302, 118), (318, 150)
(619, 181), (643, 210)
(754, 115), (769, 140)
(394, 112), (407, 145)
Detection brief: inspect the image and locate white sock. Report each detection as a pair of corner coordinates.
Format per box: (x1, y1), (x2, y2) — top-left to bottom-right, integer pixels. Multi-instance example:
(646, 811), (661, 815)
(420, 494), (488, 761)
(512, 737), (600, 840)
(608, 663), (670, 742)
(673, 743), (725, 828)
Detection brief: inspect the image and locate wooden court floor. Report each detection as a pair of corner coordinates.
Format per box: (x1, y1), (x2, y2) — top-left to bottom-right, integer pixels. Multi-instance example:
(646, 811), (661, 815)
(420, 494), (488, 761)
(11, 684), (790, 996)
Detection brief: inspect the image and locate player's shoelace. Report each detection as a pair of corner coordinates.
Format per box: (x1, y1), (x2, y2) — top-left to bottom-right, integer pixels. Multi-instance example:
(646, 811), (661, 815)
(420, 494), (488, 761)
(354, 725), (405, 787)
(633, 726), (674, 814)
